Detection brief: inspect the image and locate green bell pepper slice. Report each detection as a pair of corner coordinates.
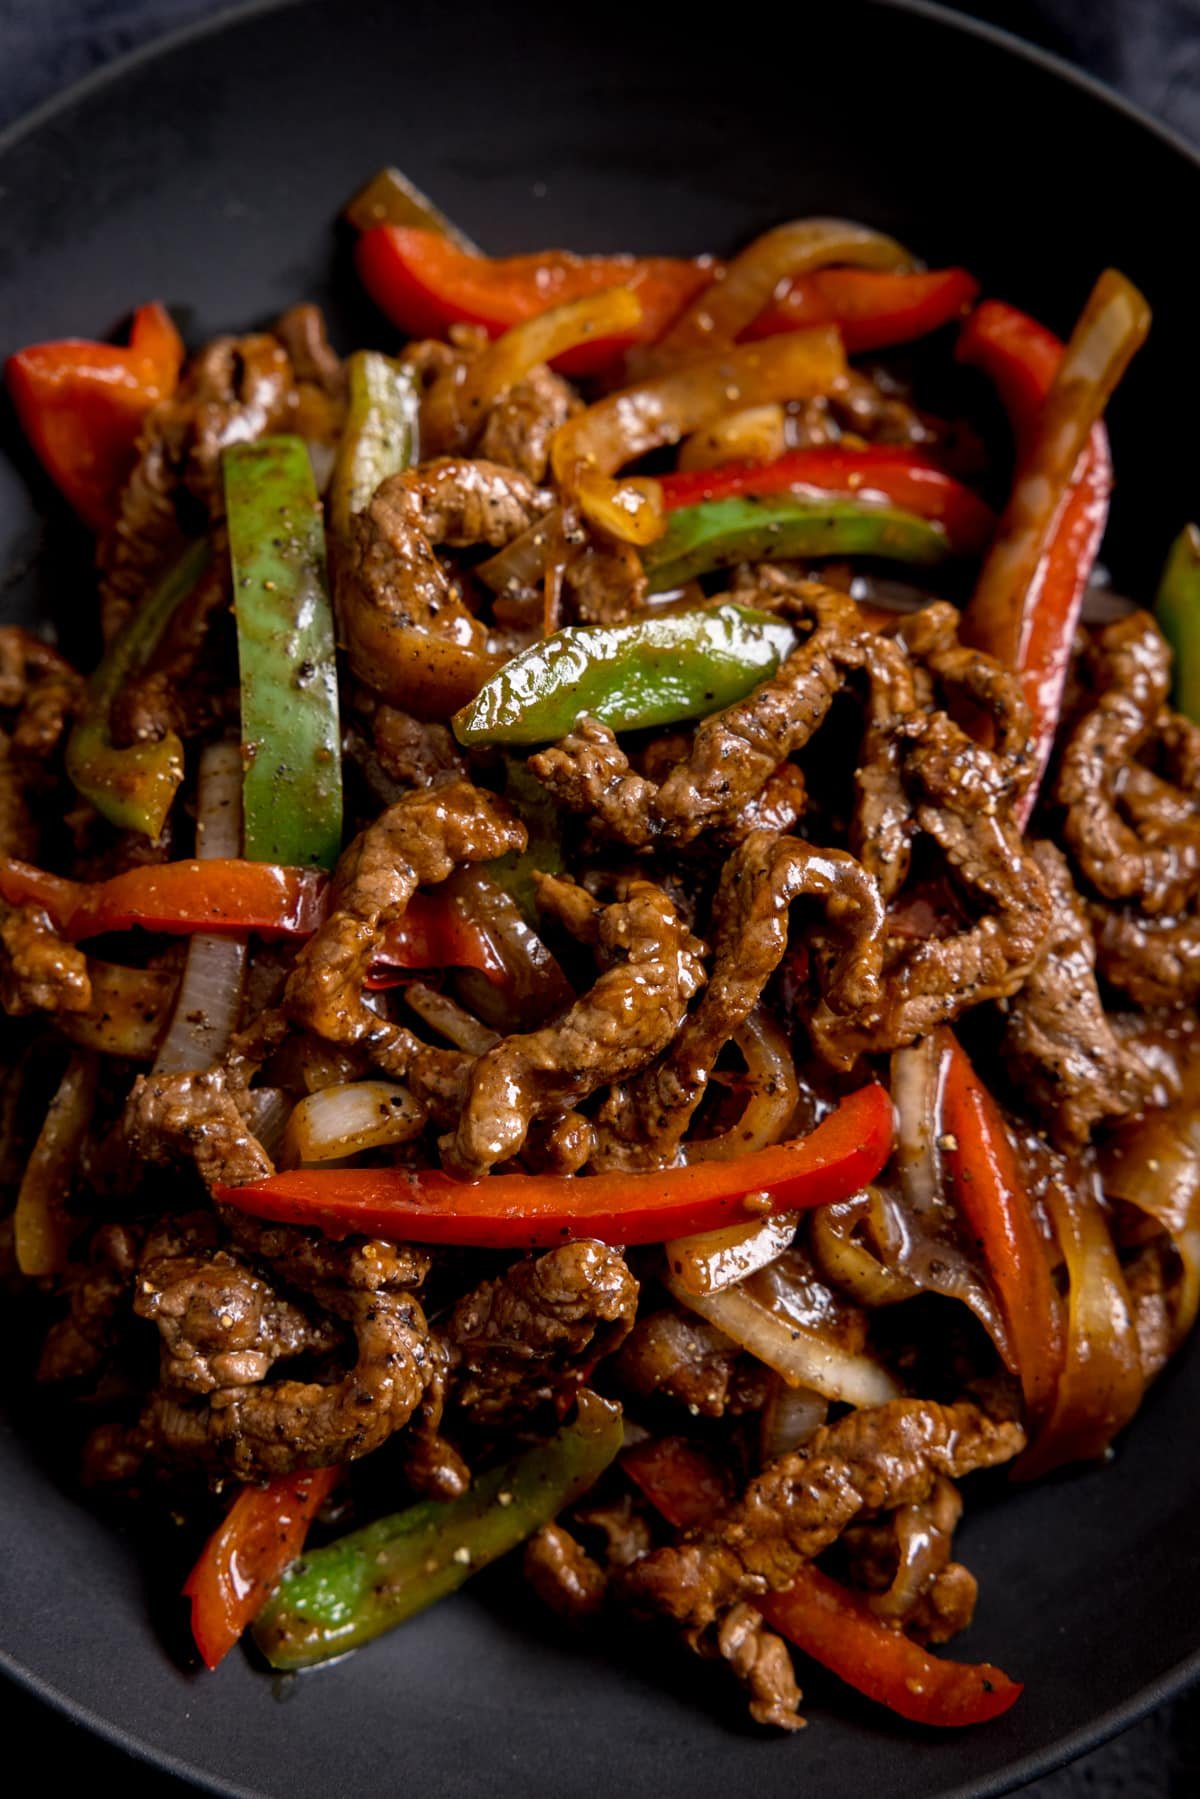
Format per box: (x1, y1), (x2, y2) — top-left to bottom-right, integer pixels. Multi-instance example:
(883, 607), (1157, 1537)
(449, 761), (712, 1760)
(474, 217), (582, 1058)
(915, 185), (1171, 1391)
(252, 1392), (622, 1670)
(223, 436), (343, 870)
(1155, 523), (1200, 723)
(453, 602), (797, 747)
(65, 540), (209, 840)
(328, 350), (420, 543)
(641, 493), (951, 593)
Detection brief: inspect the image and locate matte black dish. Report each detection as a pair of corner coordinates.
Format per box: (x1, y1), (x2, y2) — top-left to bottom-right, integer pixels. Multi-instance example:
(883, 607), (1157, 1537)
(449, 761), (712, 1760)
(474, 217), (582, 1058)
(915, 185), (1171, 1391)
(1, 2), (1198, 1793)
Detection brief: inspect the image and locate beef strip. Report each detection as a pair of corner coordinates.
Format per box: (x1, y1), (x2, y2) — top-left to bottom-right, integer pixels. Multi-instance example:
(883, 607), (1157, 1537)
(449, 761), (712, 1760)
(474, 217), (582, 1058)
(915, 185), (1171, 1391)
(564, 537), (649, 626)
(614, 1309), (742, 1417)
(1091, 903), (1200, 1008)
(620, 1399), (1025, 1632)
(446, 873), (704, 1176)
(372, 706), (465, 788)
(900, 601), (1035, 798)
(444, 1241), (637, 1427)
(1002, 842), (1159, 1144)
(284, 779), (524, 1058)
(850, 633), (920, 901)
(608, 833), (884, 1164)
(1058, 612), (1200, 916)
(0, 629), (82, 757)
(0, 904), (91, 1016)
(478, 364), (578, 483)
(273, 303), (344, 398)
(524, 1523), (608, 1621)
(98, 333), (296, 640)
(124, 1066), (273, 1190)
(37, 1222), (141, 1385)
(134, 1215), (340, 1397)
(716, 1603), (806, 1732)
(336, 458), (553, 688)
(841, 1474), (965, 1628)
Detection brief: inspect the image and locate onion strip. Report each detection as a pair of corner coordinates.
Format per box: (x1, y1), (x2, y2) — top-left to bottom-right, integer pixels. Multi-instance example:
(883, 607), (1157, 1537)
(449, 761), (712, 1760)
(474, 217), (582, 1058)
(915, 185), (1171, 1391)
(280, 1081), (428, 1168)
(14, 1052), (98, 1276)
(61, 960), (178, 1061)
(665, 1271), (901, 1407)
(154, 743), (248, 1075)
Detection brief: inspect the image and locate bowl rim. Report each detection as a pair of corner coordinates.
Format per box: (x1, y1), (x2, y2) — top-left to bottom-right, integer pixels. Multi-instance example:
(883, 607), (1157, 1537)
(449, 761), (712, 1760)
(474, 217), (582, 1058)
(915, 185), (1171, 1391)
(1, 1), (1198, 1793)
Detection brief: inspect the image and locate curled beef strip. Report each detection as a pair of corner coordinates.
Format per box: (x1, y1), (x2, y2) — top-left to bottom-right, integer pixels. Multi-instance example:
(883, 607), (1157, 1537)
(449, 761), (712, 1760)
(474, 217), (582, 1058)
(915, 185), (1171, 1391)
(620, 1399), (1025, 1633)
(336, 458), (553, 664)
(443, 1240), (637, 1427)
(608, 833), (884, 1165)
(850, 632), (920, 902)
(446, 873), (703, 1177)
(1002, 842), (1159, 1144)
(0, 628), (82, 757)
(615, 1309), (745, 1418)
(125, 1066), (273, 1190)
(478, 364), (578, 483)
(900, 601), (1035, 798)
(1091, 902), (1200, 1008)
(0, 903), (91, 1016)
(134, 1215), (340, 1397)
(1058, 612), (1200, 916)
(564, 536), (649, 627)
(716, 1604), (806, 1732)
(273, 303), (344, 399)
(284, 779), (524, 1059)
(98, 333), (296, 640)
(841, 1474), (971, 1634)
(524, 1524), (608, 1621)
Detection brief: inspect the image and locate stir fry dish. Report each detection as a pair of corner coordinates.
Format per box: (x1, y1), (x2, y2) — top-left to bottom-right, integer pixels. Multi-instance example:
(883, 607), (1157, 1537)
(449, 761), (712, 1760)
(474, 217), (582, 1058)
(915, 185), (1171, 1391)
(4, 170), (1198, 1736)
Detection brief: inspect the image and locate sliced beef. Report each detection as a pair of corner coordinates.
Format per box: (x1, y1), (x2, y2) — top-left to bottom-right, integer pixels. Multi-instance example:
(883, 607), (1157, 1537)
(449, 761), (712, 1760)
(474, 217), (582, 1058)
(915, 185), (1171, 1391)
(900, 601), (1035, 797)
(273, 303), (344, 398)
(479, 364), (578, 483)
(1091, 903), (1200, 1008)
(563, 537), (648, 626)
(444, 1240), (637, 1426)
(0, 904), (91, 1017)
(1058, 612), (1200, 916)
(124, 1066), (273, 1190)
(620, 1399), (1025, 1632)
(372, 706), (465, 789)
(850, 633), (920, 901)
(284, 779), (524, 1056)
(524, 1523), (608, 1621)
(615, 1309), (742, 1417)
(0, 628), (82, 757)
(37, 1222), (141, 1385)
(1002, 842), (1159, 1143)
(716, 1603), (805, 1731)
(447, 874), (703, 1176)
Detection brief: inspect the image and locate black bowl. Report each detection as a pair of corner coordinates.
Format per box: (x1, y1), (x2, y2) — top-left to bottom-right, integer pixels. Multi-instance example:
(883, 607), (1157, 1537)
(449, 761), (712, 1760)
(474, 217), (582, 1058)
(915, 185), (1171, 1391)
(2, 3), (1198, 1794)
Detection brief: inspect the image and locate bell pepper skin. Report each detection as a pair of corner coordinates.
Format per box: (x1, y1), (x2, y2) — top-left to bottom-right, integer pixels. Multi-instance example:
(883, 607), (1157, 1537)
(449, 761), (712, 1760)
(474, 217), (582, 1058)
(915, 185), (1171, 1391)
(745, 266), (980, 352)
(223, 437), (343, 871)
(65, 541), (209, 840)
(354, 226), (710, 375)
(937, 1029), (1064, 1424)
(328, 350), (420, 543)
(0, 855), (327, 941)
(642, 494), (950, 593)
(957, 300), (1114, 825)
(657, 445), (995, 553)
(365, 889), (507, 988)
(253, 1393), (623, 1670)
(1155, 523), (1200, 723)
(6, 302), (184, 530)
(453, 603), (798, 747)
(215, 1082), (894, 1250)
(624, 1436), (1022, 1729)
(184, 1467), (340, 1670)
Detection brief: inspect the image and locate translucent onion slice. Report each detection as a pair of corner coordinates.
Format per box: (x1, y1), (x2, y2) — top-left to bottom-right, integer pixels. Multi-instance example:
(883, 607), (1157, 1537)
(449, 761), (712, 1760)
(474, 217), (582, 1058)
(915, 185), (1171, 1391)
(62, 961), (178, 1061)
(154, 742), (247, 1076)
(665, 1271), (901, 1407)
(1102, 1056), (1200, 1345)
(667, 1211), (799, 1297)
(686, 1009), (800, 1163)
(643, 219), (913, 371)
(279, 1080), (428, 1169)
(761, 1376), (829, 1461)
(678, 404), (788, 472)
(403, 981), (499, 1055)
(14, 1052), (97, 1277)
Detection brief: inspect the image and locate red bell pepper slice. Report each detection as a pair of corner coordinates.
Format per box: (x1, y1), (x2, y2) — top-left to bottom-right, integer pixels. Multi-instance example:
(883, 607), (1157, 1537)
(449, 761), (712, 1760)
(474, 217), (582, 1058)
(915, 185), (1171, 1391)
(215, 1081), (894, 1250)
(957, 300), (1112, 826)
(366, 890), (507, 989)
(657, 445), (995, 555)
(623, 1436), (1022, 1730)
(936, 1029), (1064, 1422)
(744, 267), (979, 352)
(6, 301), (184, 531)
(354, 227), (711, 375)
(0, 855), (328, 941)
(183, 1466), (340, 1669)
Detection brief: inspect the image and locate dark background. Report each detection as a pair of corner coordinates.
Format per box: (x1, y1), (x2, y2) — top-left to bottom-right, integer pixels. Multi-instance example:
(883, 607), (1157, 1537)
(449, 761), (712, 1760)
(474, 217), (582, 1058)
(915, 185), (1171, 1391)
(0, 0), (1198, 1793)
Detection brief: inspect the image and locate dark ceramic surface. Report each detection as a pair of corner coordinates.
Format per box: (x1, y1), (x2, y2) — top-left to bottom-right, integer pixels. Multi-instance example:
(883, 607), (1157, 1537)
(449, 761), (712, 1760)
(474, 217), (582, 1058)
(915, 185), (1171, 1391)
(1, 3), (1199, 1793)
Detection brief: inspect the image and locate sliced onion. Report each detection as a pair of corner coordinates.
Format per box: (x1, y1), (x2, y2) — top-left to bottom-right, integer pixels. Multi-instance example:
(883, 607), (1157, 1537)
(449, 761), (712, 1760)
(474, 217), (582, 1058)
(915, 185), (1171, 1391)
(888, 1040), (1014, 1364)
(760, 1376), (829, 1461)
(15, 1052), (97, 1276)
(243, 1086), (292, 1161)
(665, 1272), (900, 1407)
(280, 1080), (427, 1168)
(446, 866), (574, 1030)
(810, 1189), (921, 1308)
(575, 470), (666, 547)
(61, 960), (178, 1061)
(687, 1008), (800, 1162)
(667, 1211), (799, 1297)
(1101, 1056), (1200, 1345)
(643, 219), (913, 370)
(154, 742), (247, 1076)
(678, 404), (788, 472)
(403, 981), (499, 1055)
